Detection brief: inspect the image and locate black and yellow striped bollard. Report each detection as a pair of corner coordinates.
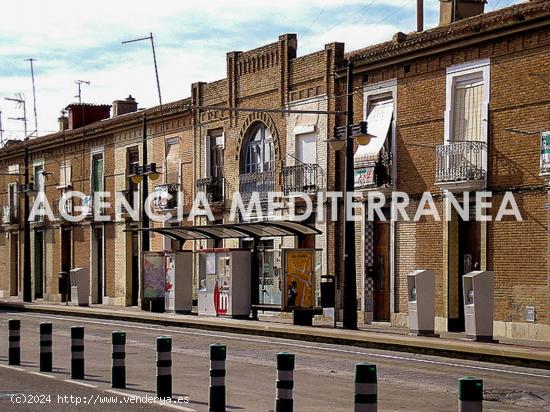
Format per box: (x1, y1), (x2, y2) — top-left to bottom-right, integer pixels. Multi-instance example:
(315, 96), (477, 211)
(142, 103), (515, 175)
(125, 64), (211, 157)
(39, 322), (53, 372)
(275, 352), (295, 412)
(458, 377), (483, 412)
(209, 343), (226, 412)
(156, 336), (172, 399)
(112, 331), (126, 389)
(8, 319), (21, 366)
(71, 326), (85, 379)
(354, 362), (377, 412)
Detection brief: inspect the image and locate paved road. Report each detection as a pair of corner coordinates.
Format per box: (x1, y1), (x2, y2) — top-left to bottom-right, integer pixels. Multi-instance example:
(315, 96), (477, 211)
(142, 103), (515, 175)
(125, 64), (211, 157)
(0, 311), (549, 411)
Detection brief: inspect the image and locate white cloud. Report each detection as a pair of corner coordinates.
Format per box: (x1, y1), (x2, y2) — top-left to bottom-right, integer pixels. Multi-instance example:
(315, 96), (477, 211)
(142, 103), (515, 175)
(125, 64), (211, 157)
(0, 0), (522, 140)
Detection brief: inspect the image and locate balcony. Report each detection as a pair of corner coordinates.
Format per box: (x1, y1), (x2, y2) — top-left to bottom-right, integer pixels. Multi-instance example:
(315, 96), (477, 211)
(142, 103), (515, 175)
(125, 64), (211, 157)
(436, 141), (487, 191)
(1, 205), (18, 226)
(196, 176), (224, 203)
(153, 183), (180, 211)
(239, 170), (275, 202)
(354, 153), (392, 191)
(282, 164), (318, 196)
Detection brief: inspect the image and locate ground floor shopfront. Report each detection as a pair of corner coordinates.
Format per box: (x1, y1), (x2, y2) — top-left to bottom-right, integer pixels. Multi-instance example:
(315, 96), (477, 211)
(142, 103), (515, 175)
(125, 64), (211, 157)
(1, 191), (549, 342)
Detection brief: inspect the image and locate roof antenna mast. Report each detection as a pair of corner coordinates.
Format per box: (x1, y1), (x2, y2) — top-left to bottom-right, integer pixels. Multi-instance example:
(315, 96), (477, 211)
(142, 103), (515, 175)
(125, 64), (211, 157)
(25, 58), (39, 138)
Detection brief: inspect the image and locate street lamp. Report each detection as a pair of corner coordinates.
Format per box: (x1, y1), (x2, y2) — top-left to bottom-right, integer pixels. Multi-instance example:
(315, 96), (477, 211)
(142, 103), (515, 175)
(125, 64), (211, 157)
(330, 60), (375, 330)
(129, 162), (160, 184)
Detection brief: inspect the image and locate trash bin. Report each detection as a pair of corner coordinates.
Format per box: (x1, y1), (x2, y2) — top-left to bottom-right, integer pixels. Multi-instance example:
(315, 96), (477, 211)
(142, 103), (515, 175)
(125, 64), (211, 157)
(463, 271), (494, 341)
(407, 270), (435, 336)
(320, 275), (335, 308)
(70, 267), (90, 306)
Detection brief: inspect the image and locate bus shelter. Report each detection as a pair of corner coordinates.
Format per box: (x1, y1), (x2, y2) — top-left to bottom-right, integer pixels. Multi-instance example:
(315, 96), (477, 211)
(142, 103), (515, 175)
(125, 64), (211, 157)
(133, 221), (321, 318)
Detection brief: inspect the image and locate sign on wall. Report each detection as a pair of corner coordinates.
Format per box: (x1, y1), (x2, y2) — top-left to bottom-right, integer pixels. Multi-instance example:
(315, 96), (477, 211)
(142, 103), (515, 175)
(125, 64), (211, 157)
(282, 249), (315, 309)
(354, 166), (375, 189)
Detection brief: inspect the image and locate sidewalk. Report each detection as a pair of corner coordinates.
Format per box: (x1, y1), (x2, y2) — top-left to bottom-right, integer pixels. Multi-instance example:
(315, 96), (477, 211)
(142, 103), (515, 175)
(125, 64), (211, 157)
(1, 300), (550, 370)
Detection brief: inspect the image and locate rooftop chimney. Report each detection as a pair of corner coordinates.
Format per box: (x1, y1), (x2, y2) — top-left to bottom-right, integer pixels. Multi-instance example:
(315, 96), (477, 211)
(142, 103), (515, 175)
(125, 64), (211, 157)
(417, 0), (424, 32)
(58, 115), (69, 132)
(439, 0), (486, 26)
(112, 95), (138, 117)
(65, 103), (111, 130)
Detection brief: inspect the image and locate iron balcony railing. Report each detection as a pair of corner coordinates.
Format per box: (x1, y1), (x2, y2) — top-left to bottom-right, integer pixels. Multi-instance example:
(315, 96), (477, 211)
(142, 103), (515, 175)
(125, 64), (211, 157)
(282, 164), (318, 196)
(435, 141), (487, 183)
(53, 197), (73, 220)
(239, 170), (275, 201)
(153, 183), (180, 210)
(196, 176), (224, 203)
(541, 133), (550, 175)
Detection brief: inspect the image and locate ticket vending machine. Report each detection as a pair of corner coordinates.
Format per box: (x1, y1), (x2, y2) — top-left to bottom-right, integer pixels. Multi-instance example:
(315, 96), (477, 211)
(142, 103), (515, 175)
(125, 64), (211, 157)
(69, 267), (90, 306)
(463, 270), (494, 341)
(407, 270), (435, 336)
(198, 251), (217, 317)
(164, 251), (193, 313)
(198, 249), (251, 318)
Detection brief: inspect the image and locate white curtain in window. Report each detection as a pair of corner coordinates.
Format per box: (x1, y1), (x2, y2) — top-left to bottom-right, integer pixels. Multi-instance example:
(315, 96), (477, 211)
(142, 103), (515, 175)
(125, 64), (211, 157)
(452, 80), (483, 142)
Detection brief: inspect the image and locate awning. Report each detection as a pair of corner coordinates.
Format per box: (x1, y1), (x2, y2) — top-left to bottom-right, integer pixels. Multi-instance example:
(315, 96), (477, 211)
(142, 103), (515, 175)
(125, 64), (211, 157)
(130, 220), (321, 244)
(293, 101), (319, 135)
(354, 99), (393, 163)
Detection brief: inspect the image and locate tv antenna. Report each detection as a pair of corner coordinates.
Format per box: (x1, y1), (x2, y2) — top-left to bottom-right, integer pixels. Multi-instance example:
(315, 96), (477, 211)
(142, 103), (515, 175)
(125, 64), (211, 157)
(75, 80), (90, 104)
(25, 58), (39, 138)
(5, 93), (28, 140)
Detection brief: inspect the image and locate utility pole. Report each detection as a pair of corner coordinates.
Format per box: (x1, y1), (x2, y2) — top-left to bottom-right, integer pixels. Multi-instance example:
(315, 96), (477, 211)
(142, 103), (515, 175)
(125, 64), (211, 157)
(141, 115), (150, 256)
(5, 95), (31, 302)
(25, 58), (39, 138)
(343, 61), (358, 330)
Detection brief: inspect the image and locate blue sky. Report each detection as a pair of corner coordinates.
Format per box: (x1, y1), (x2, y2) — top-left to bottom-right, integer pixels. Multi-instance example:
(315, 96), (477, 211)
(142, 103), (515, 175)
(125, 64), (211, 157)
(0, 0), (520, 140)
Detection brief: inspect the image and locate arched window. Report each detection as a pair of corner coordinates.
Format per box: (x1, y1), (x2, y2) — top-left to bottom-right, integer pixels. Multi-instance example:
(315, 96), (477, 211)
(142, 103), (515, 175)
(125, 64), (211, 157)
(243, 123), (274, 174)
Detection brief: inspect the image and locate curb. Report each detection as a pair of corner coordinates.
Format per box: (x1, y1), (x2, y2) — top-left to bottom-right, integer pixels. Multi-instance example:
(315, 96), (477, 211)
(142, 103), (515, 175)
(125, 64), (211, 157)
(1, 301), (549, 370)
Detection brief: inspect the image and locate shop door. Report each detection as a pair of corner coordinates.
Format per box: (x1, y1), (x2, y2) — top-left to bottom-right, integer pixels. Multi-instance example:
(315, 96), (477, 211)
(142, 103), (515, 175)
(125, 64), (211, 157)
(93, 228), (104, 304)
(373, 221), (390, 321)
(10, 234), (18, 296)
(34, 230), (44, 299)
(131, 232), (139, 306)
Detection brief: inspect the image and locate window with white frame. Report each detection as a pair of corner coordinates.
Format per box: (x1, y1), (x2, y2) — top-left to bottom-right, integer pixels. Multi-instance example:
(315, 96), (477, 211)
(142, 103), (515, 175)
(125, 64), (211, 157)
(355, 79), (396, 189)
(58, 163), (72, 189)
(445, 59), (490, 144)
(204, 129), (224, 178)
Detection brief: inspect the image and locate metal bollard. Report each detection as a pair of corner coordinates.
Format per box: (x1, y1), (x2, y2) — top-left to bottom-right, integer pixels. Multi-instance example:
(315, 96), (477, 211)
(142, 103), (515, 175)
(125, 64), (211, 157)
(458, 377), (483, 412)
(8, 319), (21, 366)
(354, 362), (377, 412)
(112, 331), (126, 389)
(209, 343), (226, 412)
(39, 322), (53, 372)
(275, 352), (295, 412)
(71, 326), (85, 379)
(156, 336), (172, 399)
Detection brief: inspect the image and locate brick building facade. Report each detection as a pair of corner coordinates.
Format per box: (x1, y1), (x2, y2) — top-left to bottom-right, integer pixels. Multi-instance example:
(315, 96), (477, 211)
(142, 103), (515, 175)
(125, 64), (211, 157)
(0, 0), (549, 342)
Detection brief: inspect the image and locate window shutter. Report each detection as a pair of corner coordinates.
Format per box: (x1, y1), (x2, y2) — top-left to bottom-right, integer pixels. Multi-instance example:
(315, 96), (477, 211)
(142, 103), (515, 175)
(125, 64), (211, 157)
(296, 133), (317, 164)
(60, 164), (72, 188)
(165, 141), (180, 183)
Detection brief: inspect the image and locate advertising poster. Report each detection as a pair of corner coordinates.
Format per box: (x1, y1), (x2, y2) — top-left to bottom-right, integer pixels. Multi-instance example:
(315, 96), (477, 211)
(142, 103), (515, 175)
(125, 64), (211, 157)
(143, 252), (165, 298)
(283, 249), (315, 309)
